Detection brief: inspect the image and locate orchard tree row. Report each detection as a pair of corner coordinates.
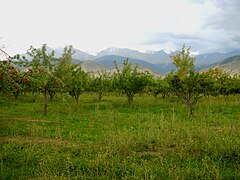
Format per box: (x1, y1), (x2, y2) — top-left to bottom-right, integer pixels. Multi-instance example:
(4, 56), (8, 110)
(1, 44), (240, 116)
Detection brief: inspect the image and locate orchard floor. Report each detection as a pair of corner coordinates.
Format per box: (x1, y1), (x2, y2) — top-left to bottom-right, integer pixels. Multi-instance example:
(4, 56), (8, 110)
(0, 93), (240, 179)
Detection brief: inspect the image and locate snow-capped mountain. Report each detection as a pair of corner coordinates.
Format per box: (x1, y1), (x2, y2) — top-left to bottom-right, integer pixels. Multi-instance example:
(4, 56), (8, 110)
(96, 47), (171, 64)
(54, 47), (95, 61)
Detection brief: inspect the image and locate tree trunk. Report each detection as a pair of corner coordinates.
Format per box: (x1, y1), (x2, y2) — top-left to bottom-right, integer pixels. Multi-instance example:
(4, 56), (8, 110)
(189, 102), (195, 117)
(183, 96), (195, 117)
(32, 92), (38, 102)
(98, 91), (103, 102)
(127, 94), (134, 106)
(162, 93), (166, 98)
(13, 90), (19, 99)
(43, 89), (47, 115)
(49, 91), (55, 101)
(50, 94), (54, 101)
(75, 95), (79, 106)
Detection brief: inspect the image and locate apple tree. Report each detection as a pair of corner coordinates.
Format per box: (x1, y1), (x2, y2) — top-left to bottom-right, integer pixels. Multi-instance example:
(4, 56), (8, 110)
(26, 44), (63, 114)
(114, 59), (151, 106)
(147, 76), (170, 99)
(65, 66), (90, 105)
(0, 48), (24, 98)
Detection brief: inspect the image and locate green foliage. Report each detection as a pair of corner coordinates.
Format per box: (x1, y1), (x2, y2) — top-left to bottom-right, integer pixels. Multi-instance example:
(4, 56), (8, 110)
(0, 51), (25, 99)
(66, 66), (90, 105)
(147, 76), (170, 98)
(1, 44), (240, 116)
(204, 68), (238, 96)
(54, 45), (74, 82)
(26, 44), (63, 114)
(0, 64), (21, 97)
(26, 44), (61, 92)
(0, 48), (22, 99)
(230, 75), (240, 94)
(171, 45), (195, 77)
(114, 59), (151, 105)
(169, 46), (208, 116)
(92, 71), (112, 101)
(50, 45), (75, 101)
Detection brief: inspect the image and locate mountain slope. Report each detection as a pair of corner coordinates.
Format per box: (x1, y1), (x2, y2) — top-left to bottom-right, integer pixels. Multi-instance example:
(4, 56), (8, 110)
(54, 48), (95, 61)
(94, 55), (165, 73)
(218, 55), (240, 65)
(202, 55), (240, 75)
(81, 61), (109, 74)
(195, 50), (240, 66)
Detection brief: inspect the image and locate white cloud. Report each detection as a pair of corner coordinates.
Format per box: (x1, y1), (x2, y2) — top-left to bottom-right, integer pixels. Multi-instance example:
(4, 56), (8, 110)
(0, 0), (240, 55)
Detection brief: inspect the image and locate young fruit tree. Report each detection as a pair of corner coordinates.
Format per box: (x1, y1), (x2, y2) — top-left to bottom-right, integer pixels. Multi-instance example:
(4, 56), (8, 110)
(92, 71), (112, 102)
(26, 44), (63, 114)
(168, 45), (210, 117)
(65, 66), (90, 105)
(147, 76), (170, 99)
(114, 59), (151, 106)
(52, 45), (75, 101)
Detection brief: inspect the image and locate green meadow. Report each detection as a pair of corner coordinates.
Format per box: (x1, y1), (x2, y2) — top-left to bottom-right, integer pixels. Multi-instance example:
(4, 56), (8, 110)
(0, 94), (239, 179)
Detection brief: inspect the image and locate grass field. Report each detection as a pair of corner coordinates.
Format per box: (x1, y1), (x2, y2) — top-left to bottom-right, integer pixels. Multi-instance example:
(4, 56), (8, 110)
(0, 93), (240, 179)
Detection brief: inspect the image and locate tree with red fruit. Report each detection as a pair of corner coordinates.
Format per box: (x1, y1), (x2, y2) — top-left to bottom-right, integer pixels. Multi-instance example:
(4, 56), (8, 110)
(26, 44), (63, 114)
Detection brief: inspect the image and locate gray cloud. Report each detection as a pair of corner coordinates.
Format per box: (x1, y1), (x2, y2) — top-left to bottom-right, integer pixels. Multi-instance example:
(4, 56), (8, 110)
(143, 0), (240, 53)
(143, 32), (222, 53)
(203, 11), (240, 32)
(202, 0), (240, 51)
(212, 0), (240, 8)
(145, 32), (205, 44)
(203, 0), (240, 33)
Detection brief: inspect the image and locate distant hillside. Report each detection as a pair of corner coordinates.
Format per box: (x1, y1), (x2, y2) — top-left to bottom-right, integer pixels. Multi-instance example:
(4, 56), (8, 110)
(54, 48), (95, 61)
(202, 55), (240, 75)
(81, 61), (109, 75)
(217, 55), (240, 65)
(94, 55), (164, 73)
(195, 50), (240, 66)
(154, 63), (175, 74)
(72, 59), (83, 64)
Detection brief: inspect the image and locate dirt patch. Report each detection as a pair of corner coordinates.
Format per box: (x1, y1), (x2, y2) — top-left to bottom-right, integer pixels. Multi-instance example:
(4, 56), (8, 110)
(0, 136), (81, 148)
(0, 117), (60, 123)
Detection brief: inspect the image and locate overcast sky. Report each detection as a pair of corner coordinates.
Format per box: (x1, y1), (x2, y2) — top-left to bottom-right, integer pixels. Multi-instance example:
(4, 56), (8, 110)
(1, 0), (240, 55)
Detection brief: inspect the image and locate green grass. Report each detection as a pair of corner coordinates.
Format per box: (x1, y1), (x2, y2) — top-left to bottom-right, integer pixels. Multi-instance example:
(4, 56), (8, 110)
(0, 93), (240, 179)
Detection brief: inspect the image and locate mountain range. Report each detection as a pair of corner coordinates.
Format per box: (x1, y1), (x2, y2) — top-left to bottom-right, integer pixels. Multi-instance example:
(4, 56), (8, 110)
(22, 46), (240, 75)
(96, 47), (172, 64)
(53, 47), (240, 65)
